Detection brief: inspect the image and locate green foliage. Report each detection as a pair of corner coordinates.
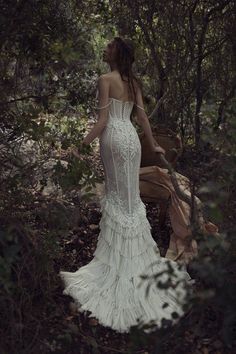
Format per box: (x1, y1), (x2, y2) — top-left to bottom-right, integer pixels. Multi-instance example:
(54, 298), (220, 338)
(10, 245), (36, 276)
(0, 1), (103, 352)
(0, 0), (236, 352)
(110, 0), (236, 145)
(0, 229), (21, 293)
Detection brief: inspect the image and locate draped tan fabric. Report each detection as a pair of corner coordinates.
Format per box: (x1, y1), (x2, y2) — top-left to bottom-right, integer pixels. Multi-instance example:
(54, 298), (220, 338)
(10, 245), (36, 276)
(139, 127), (183, 169)
(139, 166), (219, 265)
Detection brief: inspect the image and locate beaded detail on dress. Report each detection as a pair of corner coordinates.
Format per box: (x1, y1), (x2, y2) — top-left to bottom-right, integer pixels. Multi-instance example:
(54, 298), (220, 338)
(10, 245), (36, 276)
(59, 97), (193, 334)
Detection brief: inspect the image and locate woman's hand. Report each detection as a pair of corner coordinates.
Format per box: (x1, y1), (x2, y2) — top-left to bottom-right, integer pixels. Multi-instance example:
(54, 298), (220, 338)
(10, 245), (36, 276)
(153, 145), (166, 155)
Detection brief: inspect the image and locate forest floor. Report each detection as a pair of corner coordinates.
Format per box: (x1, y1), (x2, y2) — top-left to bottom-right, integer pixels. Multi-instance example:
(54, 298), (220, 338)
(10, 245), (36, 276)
(14, 144), (235, 354)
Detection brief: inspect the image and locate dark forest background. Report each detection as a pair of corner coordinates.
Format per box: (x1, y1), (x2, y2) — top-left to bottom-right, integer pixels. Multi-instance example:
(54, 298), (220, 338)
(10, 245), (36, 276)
(0, 1), (236, 353)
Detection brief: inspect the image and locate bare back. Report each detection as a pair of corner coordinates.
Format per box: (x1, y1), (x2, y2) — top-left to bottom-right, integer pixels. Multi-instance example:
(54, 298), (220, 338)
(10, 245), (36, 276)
(104, 71), (138, 102)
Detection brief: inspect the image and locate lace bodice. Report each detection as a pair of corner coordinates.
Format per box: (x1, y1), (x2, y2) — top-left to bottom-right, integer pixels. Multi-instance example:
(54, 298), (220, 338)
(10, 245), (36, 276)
(99, 97), (142, 216)
(108, 97), (133, 119)
(96, 97), (144, 126)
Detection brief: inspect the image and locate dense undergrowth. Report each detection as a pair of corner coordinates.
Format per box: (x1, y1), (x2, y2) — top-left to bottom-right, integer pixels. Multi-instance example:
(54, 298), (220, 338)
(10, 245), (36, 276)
(1, 0), (236, 353)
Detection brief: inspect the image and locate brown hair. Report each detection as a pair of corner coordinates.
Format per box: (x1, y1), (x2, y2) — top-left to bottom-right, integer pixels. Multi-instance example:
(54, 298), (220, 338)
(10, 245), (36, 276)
(113, 37), (139, 106)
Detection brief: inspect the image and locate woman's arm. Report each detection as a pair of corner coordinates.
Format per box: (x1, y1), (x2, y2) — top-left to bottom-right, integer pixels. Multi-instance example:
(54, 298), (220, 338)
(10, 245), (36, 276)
(82, 75), (110, 145)
(134, 85), (165, 154)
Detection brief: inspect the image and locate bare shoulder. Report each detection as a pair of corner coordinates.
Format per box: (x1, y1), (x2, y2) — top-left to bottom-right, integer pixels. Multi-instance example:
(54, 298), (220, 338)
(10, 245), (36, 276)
(102, 71), (122, 82)
(97, 74), (110, 90)
(98, 73), (112, 81)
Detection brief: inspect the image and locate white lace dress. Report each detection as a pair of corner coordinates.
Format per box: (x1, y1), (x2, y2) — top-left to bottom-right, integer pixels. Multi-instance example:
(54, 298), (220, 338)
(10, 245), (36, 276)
(59, 98), (193, 333)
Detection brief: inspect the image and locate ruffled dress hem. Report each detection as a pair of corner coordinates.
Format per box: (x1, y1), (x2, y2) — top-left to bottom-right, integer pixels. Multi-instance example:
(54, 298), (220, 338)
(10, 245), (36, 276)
(59, 194), (193, 333)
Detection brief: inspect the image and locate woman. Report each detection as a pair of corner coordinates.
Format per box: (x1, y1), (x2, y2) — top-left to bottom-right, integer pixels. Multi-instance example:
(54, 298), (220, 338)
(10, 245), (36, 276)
(59, 37), (193, 333)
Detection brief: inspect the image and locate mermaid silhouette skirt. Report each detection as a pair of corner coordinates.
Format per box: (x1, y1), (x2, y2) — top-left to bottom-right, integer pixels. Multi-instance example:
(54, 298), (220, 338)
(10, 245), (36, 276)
(59, 98), (192, 333)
